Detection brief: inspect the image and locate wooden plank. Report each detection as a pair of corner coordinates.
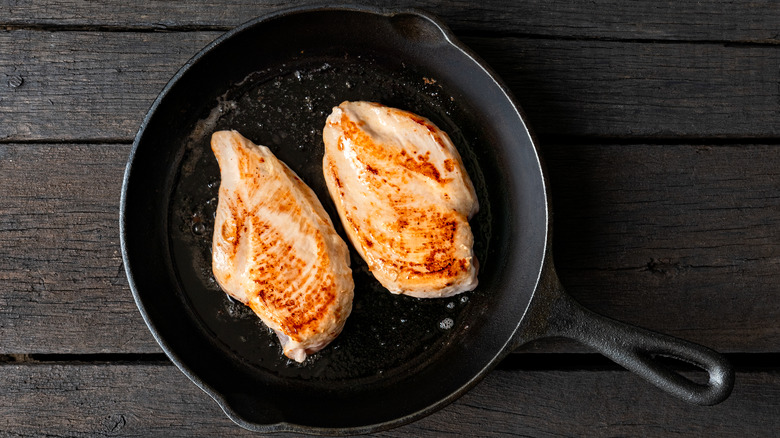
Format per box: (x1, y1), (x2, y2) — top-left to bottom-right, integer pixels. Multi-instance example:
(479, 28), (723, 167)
(422, 367), (780, 438)
(0, 363), (775, 436)
(0, 30), (221, 142)
(464, 37), (780, 138)
(1, 30), (778, 142)
(0, 363), (252, 436)
(0, 143), (159, 353)
(2, 0), (780, 42)
(544, 144), (780, 352)
(0, 143), (776, 354)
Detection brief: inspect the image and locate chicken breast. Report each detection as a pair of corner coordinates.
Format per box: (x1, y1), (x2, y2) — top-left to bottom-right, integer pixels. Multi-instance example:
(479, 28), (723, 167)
(211, 130), (353, 362)
(322, 101), (479, 298)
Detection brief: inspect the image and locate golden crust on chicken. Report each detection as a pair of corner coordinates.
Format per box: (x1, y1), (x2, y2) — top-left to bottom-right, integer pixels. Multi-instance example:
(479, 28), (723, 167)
(211, 130), (353, 362)
(323, 101), (479, 298)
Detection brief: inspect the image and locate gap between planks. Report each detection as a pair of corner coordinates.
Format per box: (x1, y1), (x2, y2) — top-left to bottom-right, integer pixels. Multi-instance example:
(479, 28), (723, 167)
(0, 352), (777, 373)
(2, 24), (780, 47)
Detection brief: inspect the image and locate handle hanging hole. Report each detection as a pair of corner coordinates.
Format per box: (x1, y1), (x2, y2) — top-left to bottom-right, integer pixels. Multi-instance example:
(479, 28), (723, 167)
(649, 353), (711, 385)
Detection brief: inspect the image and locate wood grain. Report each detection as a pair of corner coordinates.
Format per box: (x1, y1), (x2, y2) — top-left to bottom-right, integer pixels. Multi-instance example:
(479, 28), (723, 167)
(545, 144), (780, 352)
(0, 142), (776, 354)
(0, 363), (775, 436)
(1, 31), (779, 142)
(465, 37), (780, 138)
(0, 30), (221, 142)
(2, 0), (780, 43)
(0, 143), (158, 353)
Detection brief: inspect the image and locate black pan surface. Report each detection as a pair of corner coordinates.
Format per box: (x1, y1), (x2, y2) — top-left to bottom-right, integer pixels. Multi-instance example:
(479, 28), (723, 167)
(122, 6), (547, 433)
(168, 32), (497, 382)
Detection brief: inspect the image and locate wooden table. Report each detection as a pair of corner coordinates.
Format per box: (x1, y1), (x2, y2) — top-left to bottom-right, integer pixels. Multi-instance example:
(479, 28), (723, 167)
(1, 1), (778, 436)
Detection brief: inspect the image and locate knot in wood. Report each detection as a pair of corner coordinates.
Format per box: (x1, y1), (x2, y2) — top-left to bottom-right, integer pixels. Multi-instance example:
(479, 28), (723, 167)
(102, 414), (127, 434)
(7, 75), (23, 88)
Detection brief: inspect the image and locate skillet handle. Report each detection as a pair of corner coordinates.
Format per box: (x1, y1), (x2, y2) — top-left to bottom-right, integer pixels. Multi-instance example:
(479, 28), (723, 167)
(518, 261), (734, 406)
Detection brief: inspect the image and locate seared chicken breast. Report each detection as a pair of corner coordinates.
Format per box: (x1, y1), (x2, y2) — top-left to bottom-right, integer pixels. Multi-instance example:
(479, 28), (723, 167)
(211, 130), (353, 362)
(323, 101), (479, 298)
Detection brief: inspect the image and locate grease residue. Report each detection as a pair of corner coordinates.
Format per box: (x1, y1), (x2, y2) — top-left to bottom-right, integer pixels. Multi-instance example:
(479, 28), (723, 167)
(167, 52), (493, 383)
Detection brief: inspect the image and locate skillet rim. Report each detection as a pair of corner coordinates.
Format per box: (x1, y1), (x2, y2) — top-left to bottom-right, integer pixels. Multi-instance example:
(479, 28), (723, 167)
(120, 4), (550, 434)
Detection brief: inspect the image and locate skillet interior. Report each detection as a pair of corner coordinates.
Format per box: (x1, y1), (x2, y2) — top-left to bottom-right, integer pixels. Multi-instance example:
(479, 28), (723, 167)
(121, 7), (548, 432)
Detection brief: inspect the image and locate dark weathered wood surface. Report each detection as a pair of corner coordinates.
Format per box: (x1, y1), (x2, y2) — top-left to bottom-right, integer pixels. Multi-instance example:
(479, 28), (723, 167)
(0, 143), (776, 354)
(0, 363), (776, 437)
(3, 0), (780, 42)
(0, 30), (221, 142)
(2, 31), (780, 141)
(0, 144), (157, 353)
(0, 0), (777, 436)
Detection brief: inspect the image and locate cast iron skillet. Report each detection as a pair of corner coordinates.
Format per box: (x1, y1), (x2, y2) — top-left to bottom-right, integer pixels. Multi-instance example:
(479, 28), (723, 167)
(120, 5), (734, 434)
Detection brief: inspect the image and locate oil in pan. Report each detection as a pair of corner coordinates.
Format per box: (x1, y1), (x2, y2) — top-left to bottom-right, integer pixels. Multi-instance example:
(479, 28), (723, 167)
(167, 50), (493, 383)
